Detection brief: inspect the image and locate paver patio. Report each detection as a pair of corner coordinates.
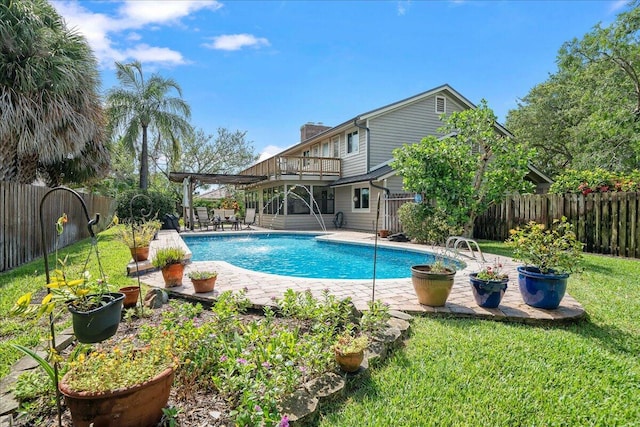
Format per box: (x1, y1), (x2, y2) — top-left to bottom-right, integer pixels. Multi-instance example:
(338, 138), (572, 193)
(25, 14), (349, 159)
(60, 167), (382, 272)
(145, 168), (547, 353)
(138, 229), (585, 324)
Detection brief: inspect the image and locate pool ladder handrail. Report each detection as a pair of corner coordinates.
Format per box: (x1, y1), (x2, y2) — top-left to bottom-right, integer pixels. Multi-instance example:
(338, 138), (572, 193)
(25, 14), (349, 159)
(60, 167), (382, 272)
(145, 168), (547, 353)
(444, 236), (486, 263)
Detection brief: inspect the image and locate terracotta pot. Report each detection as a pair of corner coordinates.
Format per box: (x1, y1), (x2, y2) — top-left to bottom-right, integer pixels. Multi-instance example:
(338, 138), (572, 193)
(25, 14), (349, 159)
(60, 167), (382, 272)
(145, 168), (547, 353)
(161, 263), (184, 287)
(378, 229), (390, 238)
(129, 246), (149, 262)
(410, 265), (456, 307)
(59, 367), (174, 427)
(335, 350), (364, 373)
(119, 286), (140, 308)
(191, 276), (217, 293)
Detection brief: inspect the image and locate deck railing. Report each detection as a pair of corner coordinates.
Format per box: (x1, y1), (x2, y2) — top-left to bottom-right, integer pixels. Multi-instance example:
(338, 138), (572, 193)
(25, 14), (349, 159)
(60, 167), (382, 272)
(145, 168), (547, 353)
(241, 156), (341, 181)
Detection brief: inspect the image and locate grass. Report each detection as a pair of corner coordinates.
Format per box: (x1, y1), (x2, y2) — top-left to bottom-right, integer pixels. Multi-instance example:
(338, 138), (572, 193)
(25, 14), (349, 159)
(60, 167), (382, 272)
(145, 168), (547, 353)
(2, 235), (639, 425)
(317, 244), (640, 426)
(0, 227), (137, 378)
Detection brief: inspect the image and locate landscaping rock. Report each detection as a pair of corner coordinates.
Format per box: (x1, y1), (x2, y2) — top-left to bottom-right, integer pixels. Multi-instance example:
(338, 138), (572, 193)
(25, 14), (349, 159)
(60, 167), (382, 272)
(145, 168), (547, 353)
(304, 373), (345, 403)
(388, 317), (411, 337)
(278, 389), (318, 426)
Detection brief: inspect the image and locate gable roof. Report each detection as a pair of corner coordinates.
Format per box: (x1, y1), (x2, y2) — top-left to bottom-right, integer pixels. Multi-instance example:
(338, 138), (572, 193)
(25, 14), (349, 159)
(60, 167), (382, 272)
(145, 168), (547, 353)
(279, 83), (474, 156)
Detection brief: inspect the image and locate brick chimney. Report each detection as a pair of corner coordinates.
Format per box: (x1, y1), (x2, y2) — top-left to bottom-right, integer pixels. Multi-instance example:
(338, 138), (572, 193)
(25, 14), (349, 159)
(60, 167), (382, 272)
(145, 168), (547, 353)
(300, 122), (331, 142)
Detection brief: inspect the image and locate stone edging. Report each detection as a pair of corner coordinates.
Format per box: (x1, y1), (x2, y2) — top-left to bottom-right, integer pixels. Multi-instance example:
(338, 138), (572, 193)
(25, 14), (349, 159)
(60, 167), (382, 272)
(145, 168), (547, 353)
(278, 311), (412, 426)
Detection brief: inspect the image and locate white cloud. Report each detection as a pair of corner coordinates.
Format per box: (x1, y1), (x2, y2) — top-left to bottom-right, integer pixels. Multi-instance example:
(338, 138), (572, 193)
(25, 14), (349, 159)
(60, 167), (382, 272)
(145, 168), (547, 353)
(609, 0), (628, 13)
(204, 34), (270, 51)
(117, 1), (223, 28)
(52, 1), (222, 69)
(397, 1), (411, 16)
(258, 145), (286, 162)
(123, 44), (187, 66)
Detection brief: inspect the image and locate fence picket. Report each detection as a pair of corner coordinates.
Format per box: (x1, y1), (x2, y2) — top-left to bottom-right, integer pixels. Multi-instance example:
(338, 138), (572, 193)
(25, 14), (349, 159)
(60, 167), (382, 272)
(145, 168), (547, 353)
(1, 183), (116, 272)
(474, 191), (640, 259)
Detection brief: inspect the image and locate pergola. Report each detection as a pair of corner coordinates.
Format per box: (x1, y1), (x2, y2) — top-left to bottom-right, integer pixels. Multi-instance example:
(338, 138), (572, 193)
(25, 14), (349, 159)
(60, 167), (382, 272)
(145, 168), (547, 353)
(168, 172), (266, 231)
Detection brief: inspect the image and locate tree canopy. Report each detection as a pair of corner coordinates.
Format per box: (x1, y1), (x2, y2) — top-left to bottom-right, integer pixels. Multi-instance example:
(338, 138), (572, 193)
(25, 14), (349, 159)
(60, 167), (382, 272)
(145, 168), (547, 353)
(106, 61), (192, 190)
(392, 100), (534, 237)
(506, 1), (640, 176)
(0, 0), (108, 185)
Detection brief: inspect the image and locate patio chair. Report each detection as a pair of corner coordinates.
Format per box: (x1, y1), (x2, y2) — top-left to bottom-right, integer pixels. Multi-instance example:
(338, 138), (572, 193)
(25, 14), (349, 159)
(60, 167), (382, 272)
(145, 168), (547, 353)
(195, 207), (215, 231)
(243, 208), (256, 230)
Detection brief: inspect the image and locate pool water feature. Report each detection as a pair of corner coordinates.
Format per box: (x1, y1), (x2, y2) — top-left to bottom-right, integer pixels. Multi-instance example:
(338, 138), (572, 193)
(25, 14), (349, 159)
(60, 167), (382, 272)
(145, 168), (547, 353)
(184, 233), (459, 279)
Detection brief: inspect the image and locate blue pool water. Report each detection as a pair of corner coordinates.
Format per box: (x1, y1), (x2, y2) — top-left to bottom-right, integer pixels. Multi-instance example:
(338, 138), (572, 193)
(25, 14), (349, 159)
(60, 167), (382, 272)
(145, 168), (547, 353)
(184, 233), (457, 279)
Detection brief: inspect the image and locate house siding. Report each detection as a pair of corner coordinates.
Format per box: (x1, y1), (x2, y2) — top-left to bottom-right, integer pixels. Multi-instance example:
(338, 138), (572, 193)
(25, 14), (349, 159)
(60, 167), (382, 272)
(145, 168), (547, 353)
(341, 127), (367, 177)
(368, 93), (466, 167)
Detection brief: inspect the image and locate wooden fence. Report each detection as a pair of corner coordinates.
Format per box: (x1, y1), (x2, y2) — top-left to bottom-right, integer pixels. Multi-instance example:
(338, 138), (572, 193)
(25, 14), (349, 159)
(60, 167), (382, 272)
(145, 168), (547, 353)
(474, 192), (640, 258)
(0, 182), (116, 272)
(384, 193), (414, 233)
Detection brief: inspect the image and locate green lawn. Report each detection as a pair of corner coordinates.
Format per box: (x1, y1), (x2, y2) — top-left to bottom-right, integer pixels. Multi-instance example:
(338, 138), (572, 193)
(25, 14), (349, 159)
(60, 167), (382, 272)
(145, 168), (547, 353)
(318, 246), (640, 426)
(2, 235), (639, 425)
(0, 227), (136, 378)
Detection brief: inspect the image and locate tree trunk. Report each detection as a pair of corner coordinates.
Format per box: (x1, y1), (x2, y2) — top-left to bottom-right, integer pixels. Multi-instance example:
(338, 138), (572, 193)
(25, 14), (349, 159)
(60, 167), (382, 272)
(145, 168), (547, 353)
(140, 125), (149, 190)
(462, 215), (476, 238)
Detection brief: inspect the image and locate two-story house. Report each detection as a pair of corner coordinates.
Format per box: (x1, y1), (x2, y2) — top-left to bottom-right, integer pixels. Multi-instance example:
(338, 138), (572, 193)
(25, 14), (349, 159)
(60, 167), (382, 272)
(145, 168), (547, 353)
(239, 84), (551, 231)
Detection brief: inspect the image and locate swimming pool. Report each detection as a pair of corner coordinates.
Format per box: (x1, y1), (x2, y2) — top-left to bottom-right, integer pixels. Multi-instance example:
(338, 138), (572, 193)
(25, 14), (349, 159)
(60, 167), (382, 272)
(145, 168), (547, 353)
(183, 233), (459, 279)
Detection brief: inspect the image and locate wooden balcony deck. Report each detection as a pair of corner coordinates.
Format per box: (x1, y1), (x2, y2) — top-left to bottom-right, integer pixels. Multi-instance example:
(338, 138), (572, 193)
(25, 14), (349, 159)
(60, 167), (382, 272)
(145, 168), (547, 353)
(241, 156), (341, 181)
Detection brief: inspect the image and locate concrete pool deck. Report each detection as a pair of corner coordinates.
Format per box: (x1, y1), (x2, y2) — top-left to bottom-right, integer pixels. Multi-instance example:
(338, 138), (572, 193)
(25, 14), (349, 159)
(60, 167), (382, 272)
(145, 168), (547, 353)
(137, 229), (585, 324)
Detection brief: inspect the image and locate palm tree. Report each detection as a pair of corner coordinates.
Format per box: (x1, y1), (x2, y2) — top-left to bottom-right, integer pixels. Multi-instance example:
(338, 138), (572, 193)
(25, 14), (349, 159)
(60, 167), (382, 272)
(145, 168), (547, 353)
(0, 0), (108, 184)
(106, 61), (192, 190)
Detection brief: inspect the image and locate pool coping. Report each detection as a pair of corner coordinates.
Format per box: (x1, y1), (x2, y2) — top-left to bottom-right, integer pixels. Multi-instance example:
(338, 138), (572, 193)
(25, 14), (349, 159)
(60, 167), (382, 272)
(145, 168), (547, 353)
(138, 229), (586, 324)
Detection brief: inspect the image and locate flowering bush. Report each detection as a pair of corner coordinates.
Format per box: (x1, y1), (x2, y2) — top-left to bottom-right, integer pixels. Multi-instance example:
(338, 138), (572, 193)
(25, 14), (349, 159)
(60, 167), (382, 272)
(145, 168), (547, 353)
(506, 217), (584, 274)
(475, 260), (508, 281)
(550, 168), (640, 194)
(62, 333), (178, 393)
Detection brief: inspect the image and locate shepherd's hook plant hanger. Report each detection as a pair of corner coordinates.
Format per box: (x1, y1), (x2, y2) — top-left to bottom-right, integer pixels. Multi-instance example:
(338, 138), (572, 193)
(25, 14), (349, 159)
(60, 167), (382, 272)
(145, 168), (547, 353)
(39, 186), (101, 427)
(129, 193), (153, 309)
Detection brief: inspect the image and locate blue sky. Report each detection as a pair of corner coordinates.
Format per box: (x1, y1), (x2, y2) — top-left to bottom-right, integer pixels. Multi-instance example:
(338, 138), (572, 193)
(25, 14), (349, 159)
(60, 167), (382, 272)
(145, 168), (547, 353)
(52, 0), (629, 162)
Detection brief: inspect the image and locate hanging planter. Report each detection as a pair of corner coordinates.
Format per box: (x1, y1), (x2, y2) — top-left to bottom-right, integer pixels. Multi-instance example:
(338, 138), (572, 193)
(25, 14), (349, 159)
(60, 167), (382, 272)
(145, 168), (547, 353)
(67, 292), (125, 344)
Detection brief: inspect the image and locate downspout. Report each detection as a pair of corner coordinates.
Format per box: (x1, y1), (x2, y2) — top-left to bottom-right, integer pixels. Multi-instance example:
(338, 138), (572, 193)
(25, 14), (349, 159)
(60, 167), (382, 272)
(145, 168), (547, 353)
(353, 118), (370, 172)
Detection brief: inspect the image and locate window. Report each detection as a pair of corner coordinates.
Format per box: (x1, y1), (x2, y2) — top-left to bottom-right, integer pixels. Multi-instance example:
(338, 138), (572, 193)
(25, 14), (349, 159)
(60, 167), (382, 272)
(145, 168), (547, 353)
(312, 186), (334, 214)
(262, 185), (284, 215)
(287, 185), (311, 215)
(245, 191), (259, 211)
(347, 131), (359, 154)
(353, 186), (369, 210)
(322, 142), (330, 157)
(332, 136), (340, 157)
(435, 96), (446, 114)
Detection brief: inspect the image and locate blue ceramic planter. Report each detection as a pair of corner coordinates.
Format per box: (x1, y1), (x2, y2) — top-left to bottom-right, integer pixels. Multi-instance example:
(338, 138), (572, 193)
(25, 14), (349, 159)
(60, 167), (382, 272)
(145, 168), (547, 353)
(517, 266), (568, 309)
(469, 273), (508, 308)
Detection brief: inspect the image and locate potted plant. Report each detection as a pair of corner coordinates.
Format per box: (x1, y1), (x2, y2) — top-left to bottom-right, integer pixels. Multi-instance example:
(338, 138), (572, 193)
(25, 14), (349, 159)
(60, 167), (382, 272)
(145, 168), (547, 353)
(333, 331), (368, 373)
(59, 335), (178, 427)
(506, 217), (584, 309)
(152, 247), (187, 287)
(12, 214), (124, 344)
(410, 258), (457, 307)
(378, 229), (391, 238)
(188, 270), (218, 293)
(469, 261), (509, 308)
(117, 219), (161, 262)
(119, 285), (141, 308)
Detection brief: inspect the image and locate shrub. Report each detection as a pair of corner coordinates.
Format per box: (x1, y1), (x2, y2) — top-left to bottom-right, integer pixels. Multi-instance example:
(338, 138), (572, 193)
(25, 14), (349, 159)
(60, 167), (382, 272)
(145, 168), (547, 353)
(397, 203), (461, 245)
(115, 189), (177, 222)
(550, 169), (640, 194)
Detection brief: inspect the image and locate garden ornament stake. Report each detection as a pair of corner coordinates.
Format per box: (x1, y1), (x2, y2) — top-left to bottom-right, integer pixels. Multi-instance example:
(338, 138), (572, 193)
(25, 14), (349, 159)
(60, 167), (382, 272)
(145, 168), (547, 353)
(369, 180), (391, 303)
(39, 186), (101, 427)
